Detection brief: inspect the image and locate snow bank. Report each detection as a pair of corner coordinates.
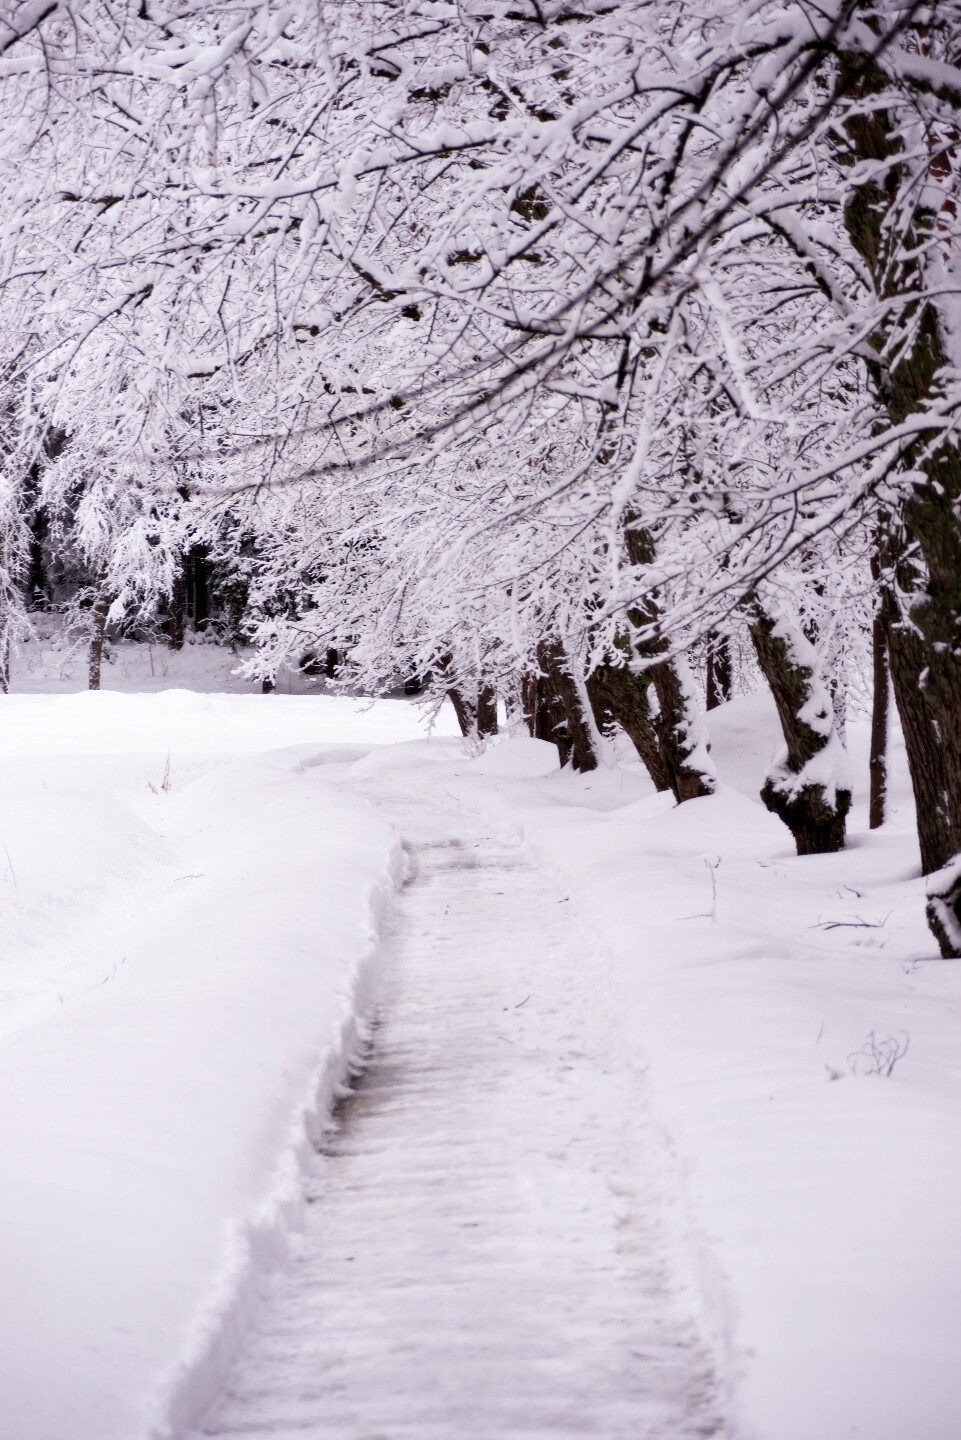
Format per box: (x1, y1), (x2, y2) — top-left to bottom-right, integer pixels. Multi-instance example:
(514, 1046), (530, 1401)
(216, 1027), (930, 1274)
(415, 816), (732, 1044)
(0, 696), (405, 1440)
(348, 699), (961, 1440)
(0, 687), (457, 756)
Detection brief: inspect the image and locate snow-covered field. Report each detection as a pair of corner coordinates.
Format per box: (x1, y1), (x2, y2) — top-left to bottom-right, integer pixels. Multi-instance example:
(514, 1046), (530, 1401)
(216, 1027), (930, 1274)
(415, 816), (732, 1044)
(1, 647), (959, 1440)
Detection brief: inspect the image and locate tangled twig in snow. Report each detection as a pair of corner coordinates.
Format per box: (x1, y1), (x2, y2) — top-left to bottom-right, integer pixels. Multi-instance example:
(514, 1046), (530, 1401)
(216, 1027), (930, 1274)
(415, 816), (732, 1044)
(848, 1031), (910, 1078)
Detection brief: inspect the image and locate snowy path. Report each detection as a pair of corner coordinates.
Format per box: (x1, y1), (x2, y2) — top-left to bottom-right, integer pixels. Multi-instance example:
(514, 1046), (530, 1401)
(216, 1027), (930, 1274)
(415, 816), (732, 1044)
(190, 785), (722, 1440)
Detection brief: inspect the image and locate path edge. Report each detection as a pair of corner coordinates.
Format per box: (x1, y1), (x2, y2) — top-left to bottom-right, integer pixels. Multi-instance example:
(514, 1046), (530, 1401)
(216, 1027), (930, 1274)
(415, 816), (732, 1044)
(149, 835), (407, 1440)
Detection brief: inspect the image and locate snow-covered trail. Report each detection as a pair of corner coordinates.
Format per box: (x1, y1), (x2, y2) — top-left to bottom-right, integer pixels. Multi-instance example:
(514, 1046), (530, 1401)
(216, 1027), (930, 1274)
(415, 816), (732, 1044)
(191, 784), (722, 1440)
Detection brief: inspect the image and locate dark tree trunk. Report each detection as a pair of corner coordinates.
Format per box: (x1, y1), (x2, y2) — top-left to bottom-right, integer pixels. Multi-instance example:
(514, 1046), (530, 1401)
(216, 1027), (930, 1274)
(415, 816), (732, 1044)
(476, 684), (498, 737)
(622, 523), (715, 802)
(749, 605), (851, 855)
(646, 657), (714, 803)
(447, 686), (473, 738)
(840, 67), (961, 950)
(705, 631), (733, 711)
(586, 669), (616, 737)
(261, 676), (275, 693)
(536, 640), (598, 771)
(448, 685), (497, 739)
(869, 599), (889, 831)
(185, 545), (211, 628)
(88, 576), (112, 691)
(586, 664), (671, 792)
(883, 590), (952, 875)
(440, 654), (498, 741)
(27, 504), (47, 608)
(167, 568), (186, 651)
(522, 672), (564, 753)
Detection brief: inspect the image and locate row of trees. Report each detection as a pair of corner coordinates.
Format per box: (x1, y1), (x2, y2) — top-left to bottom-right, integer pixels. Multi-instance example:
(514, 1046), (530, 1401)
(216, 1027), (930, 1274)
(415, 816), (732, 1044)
(1, 0), (961, 952)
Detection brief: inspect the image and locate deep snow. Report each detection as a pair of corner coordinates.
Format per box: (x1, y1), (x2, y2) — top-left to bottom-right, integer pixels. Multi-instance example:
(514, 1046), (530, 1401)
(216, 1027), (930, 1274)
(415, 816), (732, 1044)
(0, 683), (454, 1440)
(0, 647), (959, 1440)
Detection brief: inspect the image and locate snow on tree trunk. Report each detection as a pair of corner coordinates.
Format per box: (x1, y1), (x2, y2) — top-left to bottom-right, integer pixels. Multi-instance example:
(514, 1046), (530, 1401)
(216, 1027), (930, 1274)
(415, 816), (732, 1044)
(646, 654), (716, 804)
(447, 682), (498, 743)
(872, 534), (953, 877)
(536, 641), (599, 772)
(838, 57), (961, 951)
(586, 661), (671, 793)
(622, 525), (715, 802)
(750, 601), (852, 856)
(0, 478), (31, 693)
(927, 856), (961, 960)
(705, 632), (733, 711)
(522, 672), (568, 760)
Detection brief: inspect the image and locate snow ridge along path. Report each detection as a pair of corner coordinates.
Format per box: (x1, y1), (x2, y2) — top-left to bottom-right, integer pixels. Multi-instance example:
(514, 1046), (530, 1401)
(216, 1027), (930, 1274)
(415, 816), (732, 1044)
(191, 783), (723, 1440)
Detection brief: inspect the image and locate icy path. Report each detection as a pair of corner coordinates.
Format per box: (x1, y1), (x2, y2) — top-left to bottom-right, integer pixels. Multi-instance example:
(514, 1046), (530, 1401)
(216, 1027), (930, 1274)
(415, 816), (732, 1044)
(191, 787), (722, 1440)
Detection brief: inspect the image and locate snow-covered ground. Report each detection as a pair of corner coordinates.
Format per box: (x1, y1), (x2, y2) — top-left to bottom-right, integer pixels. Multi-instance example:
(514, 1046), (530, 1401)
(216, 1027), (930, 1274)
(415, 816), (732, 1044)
(0, 663), (456, 1440)
(1, 644), (959, 1439)
(350, 710), (961, 1440)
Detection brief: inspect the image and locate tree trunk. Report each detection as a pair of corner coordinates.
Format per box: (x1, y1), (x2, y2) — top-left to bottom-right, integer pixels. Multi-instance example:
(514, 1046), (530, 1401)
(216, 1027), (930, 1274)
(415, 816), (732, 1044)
(88, 577), (112, 691)
(522, 670), (572, 762)
(646, 655), (715, 803)
(440, 652), (498, 742)
(586, 662), (671, 792)
(447, 686), (473, 738)
(883, 589), (952, 874)
(167, 567), (186, 651)
(185, 545), (211, 629)
(524, 672), (544, 741)
(705, 631), (733, 710)
(476, 684), (497, 737)
(840, 68), (961, 950)
(869, 604), (889, 832)
(447, 682), (497, 740)
(27, 503), (47, 609)
(622, 523), (715, 802)
(536, 640), (598, 771)
(749, 602), (851, 855)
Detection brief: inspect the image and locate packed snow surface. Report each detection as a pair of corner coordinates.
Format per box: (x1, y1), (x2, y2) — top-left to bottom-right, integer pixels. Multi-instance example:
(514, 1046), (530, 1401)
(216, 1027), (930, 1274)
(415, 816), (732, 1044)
(190, 783), (720, 1438)
(0, 660), (959, 1440)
